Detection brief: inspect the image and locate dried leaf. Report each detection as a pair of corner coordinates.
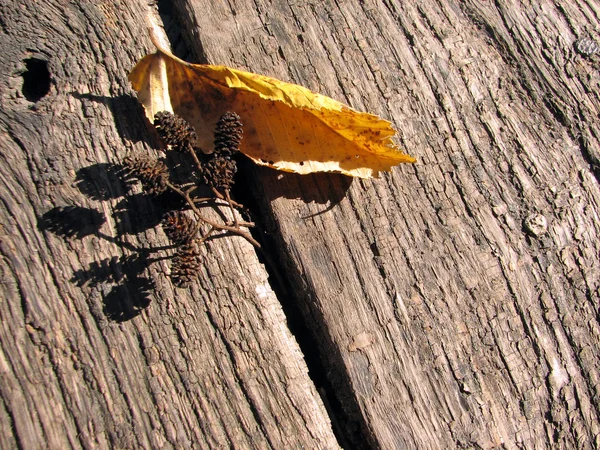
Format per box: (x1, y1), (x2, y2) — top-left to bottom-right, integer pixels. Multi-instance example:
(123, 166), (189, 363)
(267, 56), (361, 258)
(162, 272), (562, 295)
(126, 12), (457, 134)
(129, 38), (415, 178)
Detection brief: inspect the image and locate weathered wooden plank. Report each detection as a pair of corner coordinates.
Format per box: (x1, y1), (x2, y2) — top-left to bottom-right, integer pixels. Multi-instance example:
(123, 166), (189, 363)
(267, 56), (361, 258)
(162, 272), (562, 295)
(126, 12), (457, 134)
(0, 1), (338, 448)
(179, 0), (600, 448)
(3, 0), (600, 448)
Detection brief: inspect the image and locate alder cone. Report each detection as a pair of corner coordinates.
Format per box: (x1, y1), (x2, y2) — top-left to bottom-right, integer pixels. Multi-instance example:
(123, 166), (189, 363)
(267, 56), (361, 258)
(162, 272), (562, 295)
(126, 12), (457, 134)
(154, 111), (198, 152)
(214, 111), (243, 157)
(202, 157), (237, 191)
(162, 211), (197, 245)
(123, 156), (169, 194)
(171, 244), (202, 287)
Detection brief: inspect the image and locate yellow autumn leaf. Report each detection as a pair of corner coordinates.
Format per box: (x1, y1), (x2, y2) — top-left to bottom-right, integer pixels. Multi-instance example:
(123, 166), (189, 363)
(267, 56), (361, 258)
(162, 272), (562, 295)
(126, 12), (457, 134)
(129, 38), (415, 178)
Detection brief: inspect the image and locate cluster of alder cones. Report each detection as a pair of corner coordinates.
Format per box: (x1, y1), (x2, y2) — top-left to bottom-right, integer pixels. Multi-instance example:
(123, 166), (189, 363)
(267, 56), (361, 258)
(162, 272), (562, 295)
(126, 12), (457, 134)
(124, 111), (257, 287)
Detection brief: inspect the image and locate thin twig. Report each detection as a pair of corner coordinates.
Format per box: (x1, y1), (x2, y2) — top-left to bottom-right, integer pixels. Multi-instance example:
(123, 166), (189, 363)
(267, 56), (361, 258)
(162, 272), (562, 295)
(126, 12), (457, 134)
(166, 181), (260, 248)
(198, 226), (217, 242)
(188, 146), (205, 173)
(225, 189), (239, 227)
(211, 186), (246, 209)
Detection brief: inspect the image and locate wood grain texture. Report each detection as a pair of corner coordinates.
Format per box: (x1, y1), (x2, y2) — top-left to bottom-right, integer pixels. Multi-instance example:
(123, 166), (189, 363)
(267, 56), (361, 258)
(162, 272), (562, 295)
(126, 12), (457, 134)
(2, 0), (600, 449)
(0, 1), (338, 449)
(176, 0), (600, 448)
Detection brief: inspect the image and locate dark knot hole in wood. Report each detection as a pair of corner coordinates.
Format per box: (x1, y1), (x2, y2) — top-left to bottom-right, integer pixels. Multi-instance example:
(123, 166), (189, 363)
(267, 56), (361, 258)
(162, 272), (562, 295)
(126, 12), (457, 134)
(22, 58), (51, 103)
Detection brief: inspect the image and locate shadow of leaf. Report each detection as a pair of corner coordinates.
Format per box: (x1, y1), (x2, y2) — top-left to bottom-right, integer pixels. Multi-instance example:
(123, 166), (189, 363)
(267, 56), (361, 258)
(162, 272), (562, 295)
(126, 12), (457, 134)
(71, 93), (155, 147)
(237, 159), (353, 205)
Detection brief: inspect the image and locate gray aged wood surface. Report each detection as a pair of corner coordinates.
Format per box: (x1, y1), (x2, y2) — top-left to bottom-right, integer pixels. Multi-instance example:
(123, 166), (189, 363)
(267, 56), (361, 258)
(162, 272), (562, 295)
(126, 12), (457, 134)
(0, 1), (337, 449)
(1, 0), (600, 449)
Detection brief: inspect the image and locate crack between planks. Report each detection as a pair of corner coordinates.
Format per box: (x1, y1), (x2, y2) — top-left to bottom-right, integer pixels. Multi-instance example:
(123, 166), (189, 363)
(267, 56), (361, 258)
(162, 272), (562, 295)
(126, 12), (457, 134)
(234, 160), (367, 450)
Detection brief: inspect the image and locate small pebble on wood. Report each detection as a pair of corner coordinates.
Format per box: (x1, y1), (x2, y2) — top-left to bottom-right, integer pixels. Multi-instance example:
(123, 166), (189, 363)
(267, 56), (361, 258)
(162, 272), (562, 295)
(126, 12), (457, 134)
(575, 37), (599, 56)
(348, 331), (375, 352)
(524, 213), (548, 237)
